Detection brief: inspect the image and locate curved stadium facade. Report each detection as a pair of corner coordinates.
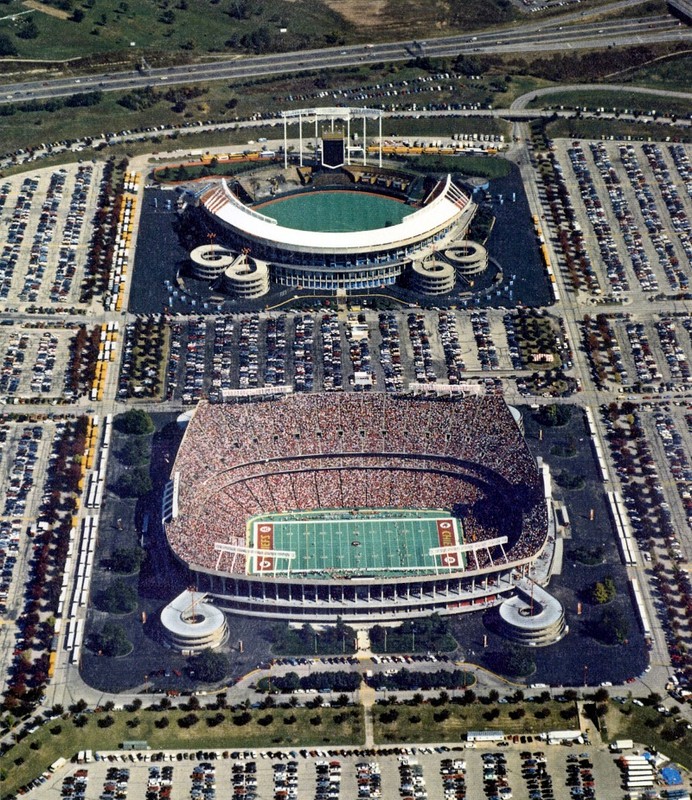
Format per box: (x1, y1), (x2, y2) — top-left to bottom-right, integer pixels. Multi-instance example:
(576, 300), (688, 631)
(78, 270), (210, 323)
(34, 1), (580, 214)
(199, 175), (475, 291)
(164, 394), (551, 623)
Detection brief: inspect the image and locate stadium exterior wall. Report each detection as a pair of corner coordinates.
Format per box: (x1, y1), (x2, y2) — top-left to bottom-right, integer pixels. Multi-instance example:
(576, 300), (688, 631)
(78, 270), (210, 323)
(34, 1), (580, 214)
(166, 547), (547, 624)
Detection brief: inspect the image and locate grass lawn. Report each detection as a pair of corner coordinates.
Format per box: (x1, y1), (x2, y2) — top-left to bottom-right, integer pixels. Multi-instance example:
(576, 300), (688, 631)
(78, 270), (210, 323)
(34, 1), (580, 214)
(0, 0), (349, 61)
(545, 117), (691, 144)
(529, 89), (692, 118)
(0, 0), (523, 66)
(619, 54), (692, 93)
(408, 154), (510, 179)
(499, 75), (556, 107)
(373, 699), (577, 744)
(0, 705), (364, 796)
(605, 701), (692, 770)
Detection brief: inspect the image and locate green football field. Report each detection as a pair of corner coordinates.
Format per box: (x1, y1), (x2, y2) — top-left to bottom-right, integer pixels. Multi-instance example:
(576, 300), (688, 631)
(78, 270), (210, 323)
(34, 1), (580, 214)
(248, 509), (464, 578)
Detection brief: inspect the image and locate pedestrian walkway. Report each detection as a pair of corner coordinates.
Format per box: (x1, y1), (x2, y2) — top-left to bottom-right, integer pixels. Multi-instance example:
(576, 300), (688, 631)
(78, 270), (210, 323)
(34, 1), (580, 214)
(359, 682), (377, 747)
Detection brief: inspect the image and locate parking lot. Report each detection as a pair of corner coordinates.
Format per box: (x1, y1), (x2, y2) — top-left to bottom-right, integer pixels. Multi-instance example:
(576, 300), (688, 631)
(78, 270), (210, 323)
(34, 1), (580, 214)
(151, 307), (568, 403)
(551, 140), (692, 299)
(0, 164), (105, 311)
(25, 742), (634, 800)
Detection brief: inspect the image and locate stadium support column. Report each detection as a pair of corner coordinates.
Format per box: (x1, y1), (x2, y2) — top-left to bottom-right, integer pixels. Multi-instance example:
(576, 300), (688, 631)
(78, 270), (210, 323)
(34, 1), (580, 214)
(315, 116), (319, 163)
(299, 112), (303, 168)
(363, 115), (367, 166)
(283, 116), (288, 169)
(347, 116), (351, 166)
(379, 114), (382, 169)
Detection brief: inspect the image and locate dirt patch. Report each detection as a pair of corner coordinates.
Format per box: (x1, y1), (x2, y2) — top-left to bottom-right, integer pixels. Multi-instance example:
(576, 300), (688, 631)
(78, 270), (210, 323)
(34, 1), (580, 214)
(22, 0), (71, 20)
(322, 0), (387, 28)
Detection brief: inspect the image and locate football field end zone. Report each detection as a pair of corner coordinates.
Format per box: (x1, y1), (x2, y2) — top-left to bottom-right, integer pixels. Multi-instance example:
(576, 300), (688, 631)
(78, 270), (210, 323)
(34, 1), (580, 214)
(247, 508), (465, 578)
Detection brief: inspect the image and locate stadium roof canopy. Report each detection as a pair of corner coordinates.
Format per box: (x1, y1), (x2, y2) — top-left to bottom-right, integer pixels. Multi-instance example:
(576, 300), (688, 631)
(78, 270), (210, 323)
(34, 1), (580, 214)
(201, 175), (470, 255)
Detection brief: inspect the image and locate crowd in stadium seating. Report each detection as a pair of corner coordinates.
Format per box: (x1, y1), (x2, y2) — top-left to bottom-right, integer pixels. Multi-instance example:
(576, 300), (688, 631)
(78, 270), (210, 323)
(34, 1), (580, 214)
(166, 394), (548, 573)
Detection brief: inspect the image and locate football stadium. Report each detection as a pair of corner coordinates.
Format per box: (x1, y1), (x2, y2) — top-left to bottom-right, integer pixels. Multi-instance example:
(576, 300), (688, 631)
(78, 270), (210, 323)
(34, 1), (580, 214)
(163, 393), (554, 624)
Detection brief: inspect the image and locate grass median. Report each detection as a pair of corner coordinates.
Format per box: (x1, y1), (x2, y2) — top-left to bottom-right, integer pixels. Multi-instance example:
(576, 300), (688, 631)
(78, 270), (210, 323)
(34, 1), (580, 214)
(0, 704), (364, 796)
(373, 699), (578, 744)
(605, 700), (692, 770)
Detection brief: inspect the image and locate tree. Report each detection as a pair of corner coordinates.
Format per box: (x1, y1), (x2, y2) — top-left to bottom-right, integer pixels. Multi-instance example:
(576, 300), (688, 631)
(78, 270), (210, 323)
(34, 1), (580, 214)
(116, 409), (154, 435)
(118, 437), (150, 466)
(96, 579), (137, 614)
(16, 17), (39, 39)
(592, 609), (629, 645)
(0, 35), (18, 56)
(111, 547), (145, 574)
(89, 621), (131, 656)
(591, 582), (610, 605)
(192, 649), (228, 683)
(491, 644), (535, 678)
(116, 467), (152, 498)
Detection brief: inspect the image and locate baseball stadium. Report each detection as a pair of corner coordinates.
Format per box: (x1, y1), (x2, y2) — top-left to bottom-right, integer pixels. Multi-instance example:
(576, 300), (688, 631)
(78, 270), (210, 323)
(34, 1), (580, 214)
(163, 393), (554, 624)
(193, 107), (477, 294)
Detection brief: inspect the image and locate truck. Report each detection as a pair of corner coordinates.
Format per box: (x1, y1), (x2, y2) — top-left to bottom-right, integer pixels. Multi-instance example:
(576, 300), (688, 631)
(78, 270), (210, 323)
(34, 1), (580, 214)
(610, 739), (634, 752)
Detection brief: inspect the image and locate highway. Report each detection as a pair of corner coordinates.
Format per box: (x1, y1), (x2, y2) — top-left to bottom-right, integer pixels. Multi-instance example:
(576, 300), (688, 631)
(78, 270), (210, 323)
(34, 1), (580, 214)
(0, 14), (690, 105)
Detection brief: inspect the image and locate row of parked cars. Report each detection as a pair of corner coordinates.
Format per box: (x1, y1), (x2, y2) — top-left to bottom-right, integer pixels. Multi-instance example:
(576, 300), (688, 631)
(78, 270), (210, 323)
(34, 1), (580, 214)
(100, 766), (131, 799)
(656, 318), (691, 386)
(407, 313), (437, 383)
(50, 165), (93, 304)
(378, 312), (404, 393)
(438, 312), (465, 384)
(265, 315), (288, 387)
(209, 316), (234, 401)
(519, 750), (553, 800)
(182, 318), (209, 404)
(618, 144), (687, 291)
(272, 760), (298, 800)
(4, 425), (43, 517)
(146, 765), (174, 798)
(321, 315), (343, 391)
(565, 753), (596, 800)
(590, 142), (661, 293)
(0, 518), (20, 615)
(471, 311), (500, 371)
(19, 171), (65, 305)
(293, 316), (315, 392)
(191, 761), (216, 800)
(654, 412), (692, 530)
(0, 177), (38, 301)
(644, 144), (692, 267)
(441, 757), (466, 800)
(566, 145), (631, 294)
(315, 759), (341, 800)
(483, 752), (511, 800)
(398, 755), (428, 800)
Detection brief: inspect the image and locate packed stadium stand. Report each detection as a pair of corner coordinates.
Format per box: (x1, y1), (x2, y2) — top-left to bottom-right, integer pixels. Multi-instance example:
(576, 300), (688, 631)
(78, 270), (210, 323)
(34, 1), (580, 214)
(164, 394), (551, 622)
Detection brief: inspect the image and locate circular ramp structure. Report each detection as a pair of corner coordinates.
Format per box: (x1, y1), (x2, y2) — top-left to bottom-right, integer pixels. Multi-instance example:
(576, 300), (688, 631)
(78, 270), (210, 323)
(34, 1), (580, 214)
(160, 589), (228, 653)
(498, 579), (566, 646)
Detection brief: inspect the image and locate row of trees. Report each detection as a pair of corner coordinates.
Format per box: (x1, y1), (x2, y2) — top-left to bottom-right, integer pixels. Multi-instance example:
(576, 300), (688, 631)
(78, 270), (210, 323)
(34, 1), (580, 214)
(257, 670), (361, 694)
(115, 410), (154, 498)
(1, 418), (88, 721)
(367, 668), (474, 692)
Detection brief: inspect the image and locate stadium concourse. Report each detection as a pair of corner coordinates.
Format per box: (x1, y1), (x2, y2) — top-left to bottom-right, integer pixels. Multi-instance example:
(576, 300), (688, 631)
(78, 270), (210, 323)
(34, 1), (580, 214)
(163, 393), (557, 625)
